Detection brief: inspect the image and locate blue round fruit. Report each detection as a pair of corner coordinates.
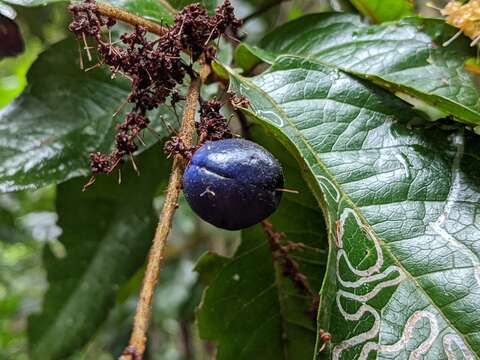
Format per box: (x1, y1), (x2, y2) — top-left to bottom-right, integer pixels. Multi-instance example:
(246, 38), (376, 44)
(182, 138), (284, 230)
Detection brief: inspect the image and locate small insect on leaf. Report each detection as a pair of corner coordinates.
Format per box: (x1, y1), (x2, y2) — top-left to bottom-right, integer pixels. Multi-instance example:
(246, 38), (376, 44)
(0, 14), (24, 58)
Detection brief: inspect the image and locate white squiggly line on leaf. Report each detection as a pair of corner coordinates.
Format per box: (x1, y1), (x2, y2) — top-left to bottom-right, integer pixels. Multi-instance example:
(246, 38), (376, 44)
(429, 222), (480, 287)
(443, 334), (474, 360)
(332, 208), (439, 359)
(317, 175), (340, 203)
(359, 311), (439, 360)
(395, 153), (411, 179)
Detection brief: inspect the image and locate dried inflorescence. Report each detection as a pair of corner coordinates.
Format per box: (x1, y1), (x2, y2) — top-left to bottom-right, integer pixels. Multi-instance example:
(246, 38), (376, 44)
(227, 90), (250, 110)
(68, 0), (241, 188)
(164, 98), (233, 159)
(163, 136), (195, 159)
(197, 99), (233, 142)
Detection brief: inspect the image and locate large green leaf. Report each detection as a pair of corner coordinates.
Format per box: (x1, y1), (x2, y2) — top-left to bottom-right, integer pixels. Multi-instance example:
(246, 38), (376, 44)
(28, 144), (169, 359)
(1, 0), (175, 24)
(235, 14), (480, 126)
(195, 126), (328, 359)
(0, 38), (176, 193)
(226, 56), (480, 359)
(349, 0), (413, 22)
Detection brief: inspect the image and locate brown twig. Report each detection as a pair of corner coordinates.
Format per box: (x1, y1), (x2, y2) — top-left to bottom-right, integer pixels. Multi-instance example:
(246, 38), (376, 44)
(119, 63), (211, 360)
(95, 2), (169, 36)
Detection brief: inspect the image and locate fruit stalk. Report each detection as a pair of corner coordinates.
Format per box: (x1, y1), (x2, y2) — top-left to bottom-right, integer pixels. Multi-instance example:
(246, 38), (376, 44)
(120, 62), (211, 360)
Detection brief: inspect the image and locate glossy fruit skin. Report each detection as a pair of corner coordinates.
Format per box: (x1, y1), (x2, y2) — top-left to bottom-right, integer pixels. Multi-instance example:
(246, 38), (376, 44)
(182, 139), (284, 230)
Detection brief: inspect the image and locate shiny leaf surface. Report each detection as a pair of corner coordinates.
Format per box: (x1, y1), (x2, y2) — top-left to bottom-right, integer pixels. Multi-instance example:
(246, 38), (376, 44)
(226, 56), (480, 359)
(236, 14), (480, 126)
(0, 38), (176, 193)
(2, 0), (174, 25)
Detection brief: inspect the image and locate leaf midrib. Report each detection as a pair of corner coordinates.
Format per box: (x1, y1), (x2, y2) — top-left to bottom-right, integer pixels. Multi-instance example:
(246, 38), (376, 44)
(231, 68), (477, 355)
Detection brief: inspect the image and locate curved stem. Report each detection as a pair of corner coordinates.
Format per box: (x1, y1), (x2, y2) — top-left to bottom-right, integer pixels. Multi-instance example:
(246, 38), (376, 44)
(119, 63), (210, 360)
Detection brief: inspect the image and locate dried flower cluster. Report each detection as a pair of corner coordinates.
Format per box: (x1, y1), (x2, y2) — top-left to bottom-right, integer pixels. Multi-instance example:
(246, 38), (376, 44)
(227, 90), (250, 110)
(164, 98), (233, 158)
(68, 0), (241, 187)
(442, 0), (480, 46)
(197, 99), (233, 141)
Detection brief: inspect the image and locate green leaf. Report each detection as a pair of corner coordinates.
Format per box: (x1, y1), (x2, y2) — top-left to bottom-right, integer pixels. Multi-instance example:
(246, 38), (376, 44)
(0, 205), (25, 243)
(1, 0), (175, 24)
(106, 0), (175, 24)
(0, 38), (176, 193)
(195, 125), (328, 359)
(28, 144), (170, 360)
(0, 38), (40, 108)
(226, 56), (480, 359)
(236, 14), (480, 126)
(349, 0), (413, 22)
(170, 0), (217, 14)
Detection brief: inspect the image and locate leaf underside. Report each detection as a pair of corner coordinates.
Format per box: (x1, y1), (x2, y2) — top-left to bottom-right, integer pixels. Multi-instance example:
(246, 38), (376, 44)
(226, 55), (480, 359)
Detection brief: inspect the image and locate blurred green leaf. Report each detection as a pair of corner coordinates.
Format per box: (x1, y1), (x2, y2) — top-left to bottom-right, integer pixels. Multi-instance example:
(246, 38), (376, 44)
(0, 38), (176, 193)
(226, 54), (480, 359)
(0, 186), (56, 244)
(170, 0), (217, 14)
(0, 206), (24, 243)
(236, 14), (480, 126)
(349, 0), (413, 22)
(196, 126), (328, 359)
(0, 37), (40, 108)
(105, 0), (175, 24)
(28, 144), (170, 360)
